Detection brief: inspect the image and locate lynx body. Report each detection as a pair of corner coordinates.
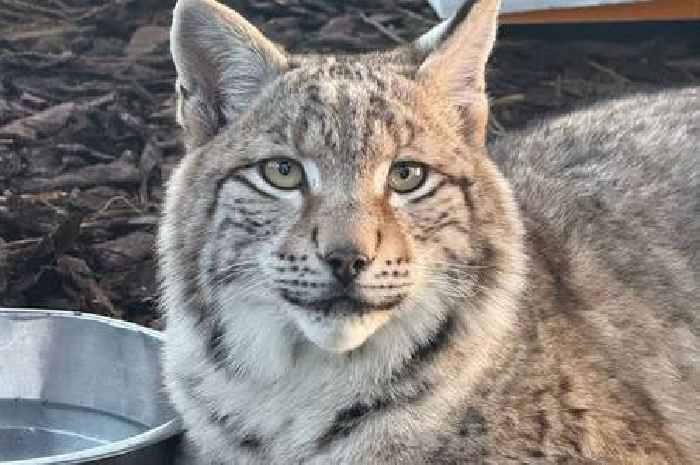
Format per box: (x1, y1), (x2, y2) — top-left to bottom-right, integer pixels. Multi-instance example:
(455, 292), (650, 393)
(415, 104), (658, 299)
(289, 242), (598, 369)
(158, 0), (699, 463)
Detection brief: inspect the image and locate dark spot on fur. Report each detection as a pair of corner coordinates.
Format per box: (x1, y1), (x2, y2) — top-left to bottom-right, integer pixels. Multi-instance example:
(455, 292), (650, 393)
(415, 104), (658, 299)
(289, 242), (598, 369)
(392, 312), (457, 381)
(207, 321), (227, 365)
(450, 176), (475, 210)
(239, 433), (262, 451)
(534, 410), (549, 445)
(367, 70), (387, 92)
(443, 247), (459, 262)
(265, 120), (289, 145)
(402, 119), (417, 147)
(458, 407), (488, 437)
(305, 84), (321, 102)
(204, 319), (246, 378)
(317, 399), (390, 450)
(312, 227), (319, 248)
(245, 217), (265, 228)
(179, 83), (190, 99)
(214, 95), (228, 131)
(328, 63), (355, 80)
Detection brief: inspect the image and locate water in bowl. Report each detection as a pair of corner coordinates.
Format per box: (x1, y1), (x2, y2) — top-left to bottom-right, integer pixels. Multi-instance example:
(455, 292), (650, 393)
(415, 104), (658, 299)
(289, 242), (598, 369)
(0, 399), (149, 461)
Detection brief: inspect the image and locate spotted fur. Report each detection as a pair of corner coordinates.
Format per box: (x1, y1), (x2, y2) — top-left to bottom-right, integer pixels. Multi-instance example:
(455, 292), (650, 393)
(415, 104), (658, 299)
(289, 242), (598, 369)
(159, 0), (698, 463)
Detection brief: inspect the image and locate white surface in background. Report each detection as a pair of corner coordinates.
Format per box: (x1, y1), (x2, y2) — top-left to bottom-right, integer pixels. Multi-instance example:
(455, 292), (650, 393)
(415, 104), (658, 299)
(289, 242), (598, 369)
(428, 0), (647, 18)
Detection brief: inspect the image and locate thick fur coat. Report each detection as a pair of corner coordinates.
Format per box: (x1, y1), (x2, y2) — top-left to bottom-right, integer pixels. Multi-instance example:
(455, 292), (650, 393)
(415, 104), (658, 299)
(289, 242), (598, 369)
(158, 0), (699, 463)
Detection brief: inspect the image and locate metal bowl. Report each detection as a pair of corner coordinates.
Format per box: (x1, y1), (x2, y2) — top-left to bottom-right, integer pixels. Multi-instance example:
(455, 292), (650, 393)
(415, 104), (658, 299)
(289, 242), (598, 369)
(0, 308), (183, 464)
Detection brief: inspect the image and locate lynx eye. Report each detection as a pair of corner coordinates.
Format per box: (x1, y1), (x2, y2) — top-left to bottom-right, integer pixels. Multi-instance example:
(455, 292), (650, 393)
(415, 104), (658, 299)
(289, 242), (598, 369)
(388, 162), (427, 193)
(260, 158), (304, 190)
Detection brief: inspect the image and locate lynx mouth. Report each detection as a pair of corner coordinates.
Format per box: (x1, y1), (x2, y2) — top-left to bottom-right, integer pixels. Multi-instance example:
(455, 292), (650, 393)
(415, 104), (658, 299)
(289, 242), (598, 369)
(280, 291), (405, 315)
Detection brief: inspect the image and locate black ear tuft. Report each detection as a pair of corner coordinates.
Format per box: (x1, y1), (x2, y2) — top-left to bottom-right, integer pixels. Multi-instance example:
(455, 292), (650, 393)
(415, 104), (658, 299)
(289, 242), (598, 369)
(442, 0), (479, 39)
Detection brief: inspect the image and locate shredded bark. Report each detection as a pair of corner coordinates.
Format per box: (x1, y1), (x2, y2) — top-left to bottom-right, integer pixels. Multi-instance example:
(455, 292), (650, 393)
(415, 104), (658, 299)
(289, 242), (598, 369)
(1, 0), (697, 328)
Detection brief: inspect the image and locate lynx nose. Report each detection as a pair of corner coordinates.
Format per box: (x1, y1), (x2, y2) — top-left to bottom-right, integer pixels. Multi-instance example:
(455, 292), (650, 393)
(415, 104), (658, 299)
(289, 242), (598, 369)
(324, 249), (369, 286)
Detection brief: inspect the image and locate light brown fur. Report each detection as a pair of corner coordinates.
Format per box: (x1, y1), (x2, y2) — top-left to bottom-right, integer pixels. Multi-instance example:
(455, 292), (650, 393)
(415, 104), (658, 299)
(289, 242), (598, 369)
(159, 0), (699, 463)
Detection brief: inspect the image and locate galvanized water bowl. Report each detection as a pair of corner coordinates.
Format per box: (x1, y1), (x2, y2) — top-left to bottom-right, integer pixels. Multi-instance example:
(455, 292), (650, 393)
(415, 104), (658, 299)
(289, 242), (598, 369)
(0, 308), (183, 464)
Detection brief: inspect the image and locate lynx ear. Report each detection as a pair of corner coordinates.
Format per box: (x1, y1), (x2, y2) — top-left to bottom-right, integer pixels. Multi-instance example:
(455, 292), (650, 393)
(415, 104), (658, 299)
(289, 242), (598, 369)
(171, 0), (288, 148)
(416, 0), (500, 145)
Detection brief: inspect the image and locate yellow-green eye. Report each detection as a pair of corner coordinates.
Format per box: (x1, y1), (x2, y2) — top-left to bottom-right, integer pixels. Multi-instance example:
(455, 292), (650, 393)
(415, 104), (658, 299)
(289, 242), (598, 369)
(260, 158), (304, 190)
(388, 162), (427, 193)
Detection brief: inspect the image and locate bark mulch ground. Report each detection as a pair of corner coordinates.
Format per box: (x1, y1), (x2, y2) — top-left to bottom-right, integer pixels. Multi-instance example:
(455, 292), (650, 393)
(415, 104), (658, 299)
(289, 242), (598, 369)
(1, 0), (697, 328)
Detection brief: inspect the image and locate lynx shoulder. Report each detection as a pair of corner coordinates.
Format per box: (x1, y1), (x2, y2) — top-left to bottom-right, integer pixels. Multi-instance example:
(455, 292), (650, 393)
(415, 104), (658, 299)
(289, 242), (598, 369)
(158, 0), (699, 463)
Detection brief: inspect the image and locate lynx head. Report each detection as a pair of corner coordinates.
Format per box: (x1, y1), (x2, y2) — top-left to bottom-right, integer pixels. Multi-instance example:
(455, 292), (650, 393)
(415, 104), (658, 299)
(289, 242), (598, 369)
(161, 0), (524, 356)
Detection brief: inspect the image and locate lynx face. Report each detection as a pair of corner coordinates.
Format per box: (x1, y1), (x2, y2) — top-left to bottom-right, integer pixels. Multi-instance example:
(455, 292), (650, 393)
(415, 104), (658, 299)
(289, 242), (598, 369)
(162, 0), (520, 355)
(201, 64), (490, 352)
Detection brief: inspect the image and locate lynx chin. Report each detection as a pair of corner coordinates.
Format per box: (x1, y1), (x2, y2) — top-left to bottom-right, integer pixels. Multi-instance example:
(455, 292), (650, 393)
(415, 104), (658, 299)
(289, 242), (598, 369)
(158, 0), (699, 463)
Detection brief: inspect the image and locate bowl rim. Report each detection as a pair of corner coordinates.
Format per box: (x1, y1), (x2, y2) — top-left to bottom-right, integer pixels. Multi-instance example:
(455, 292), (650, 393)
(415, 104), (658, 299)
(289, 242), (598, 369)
(0, 307), (184, 465)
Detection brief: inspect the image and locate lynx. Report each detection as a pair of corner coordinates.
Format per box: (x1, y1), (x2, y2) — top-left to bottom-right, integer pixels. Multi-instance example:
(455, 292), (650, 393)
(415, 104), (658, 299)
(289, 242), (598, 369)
(158, 0), (699, 463)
